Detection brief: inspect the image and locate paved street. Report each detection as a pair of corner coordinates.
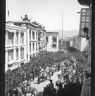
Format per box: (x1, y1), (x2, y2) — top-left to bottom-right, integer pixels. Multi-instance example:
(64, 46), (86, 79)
(30, 71), (61, 92)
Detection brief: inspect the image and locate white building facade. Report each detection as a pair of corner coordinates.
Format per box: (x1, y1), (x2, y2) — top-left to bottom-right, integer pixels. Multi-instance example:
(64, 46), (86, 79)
(46, 32), (59, 52)
(14, 20), (46, 62)
(5, 23), (27, 72)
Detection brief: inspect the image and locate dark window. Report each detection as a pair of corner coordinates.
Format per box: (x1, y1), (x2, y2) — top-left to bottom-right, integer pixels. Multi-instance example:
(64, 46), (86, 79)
(8, 49), (14, 62)
(38, 37), (40, 41)
(52, 37), (57, 42)
(21, 47), (24, 59)
(33, 43), (34, 51)
(36, 42), (37, 50)
(66, 41), (70, 47)
(16, 31), (19, 44)
(21, 32), (24, 44)
(46, 37), (48, 42)
(29, 30), (31, 40)
(32, 31), (35, 40)
(52, 44), (56, 48)
(16, 48), (19, 60)
(8, 32), (14, 45)
(30, 43), (31, 52)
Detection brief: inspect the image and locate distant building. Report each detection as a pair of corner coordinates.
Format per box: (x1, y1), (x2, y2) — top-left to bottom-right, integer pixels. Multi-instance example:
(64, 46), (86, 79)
(59, 36), (81, 51)
(67, 36), (81, 50)
(46, 32), (59, 52)
(79, 8), (90, 51)
(5, 22), (27, 72)
(59, 39), (71, 50)
(79, 8), (90, 37)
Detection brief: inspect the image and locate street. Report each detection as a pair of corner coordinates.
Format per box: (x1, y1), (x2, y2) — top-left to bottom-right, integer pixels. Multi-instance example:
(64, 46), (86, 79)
(30, 71), (61, 92)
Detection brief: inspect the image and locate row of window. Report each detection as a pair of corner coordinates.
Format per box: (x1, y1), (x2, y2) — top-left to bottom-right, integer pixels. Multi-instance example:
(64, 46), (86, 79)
(29, 30), (38, 40)
(81, 16), (90, 22)
(30, 42), (46, 52)
(46, 43), (57, 48)
(81, 9), (90, 16)
(30, 42), (39, 53)
(7, 47), (24, 62)
(80, 22), (90, 29)
(80, 9), (90, 37)
(7, 31), (25, 45)
(46, 36), (57, 42)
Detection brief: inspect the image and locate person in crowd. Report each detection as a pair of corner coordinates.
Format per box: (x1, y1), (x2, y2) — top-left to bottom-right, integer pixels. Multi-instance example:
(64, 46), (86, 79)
(38, 75), (40, 84)
(13, 87), (19, 96)
(8, 87), (14, 96)
(48, 80), (54, 88)
(43, 86), (48, 96)
(64, 74), (69, 84)
(43, 84), (56, 96)
(16, 84), (23, 96)
(56, 81), (64, 96)
(57, 65), (60, 71)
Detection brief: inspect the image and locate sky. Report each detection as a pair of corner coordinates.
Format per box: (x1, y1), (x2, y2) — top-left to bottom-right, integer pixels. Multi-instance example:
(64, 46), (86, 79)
(6, 0), (88, 38)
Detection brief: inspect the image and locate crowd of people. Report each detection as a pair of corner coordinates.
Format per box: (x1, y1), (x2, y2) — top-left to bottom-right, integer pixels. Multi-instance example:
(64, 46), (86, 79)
(5, 62), (55, 96)
(5, 51), (86, 96)
(7, 80), (38, 96)
(42, 57), (85, 96)
(43, 78), (83, 96)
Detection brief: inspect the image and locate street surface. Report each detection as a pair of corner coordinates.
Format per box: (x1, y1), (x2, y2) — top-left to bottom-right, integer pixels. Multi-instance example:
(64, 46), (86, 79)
(30, 71), (61, 92)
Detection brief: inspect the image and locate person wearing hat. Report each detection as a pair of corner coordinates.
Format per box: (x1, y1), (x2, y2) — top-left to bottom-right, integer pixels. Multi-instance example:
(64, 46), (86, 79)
(48, 79), (54, 89)
(56, 81), (64, 96)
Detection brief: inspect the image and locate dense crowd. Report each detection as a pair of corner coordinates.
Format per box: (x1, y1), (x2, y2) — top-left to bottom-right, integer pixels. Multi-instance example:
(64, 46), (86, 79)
(43, 79), (83, 96)
(5, 50), (86, 96)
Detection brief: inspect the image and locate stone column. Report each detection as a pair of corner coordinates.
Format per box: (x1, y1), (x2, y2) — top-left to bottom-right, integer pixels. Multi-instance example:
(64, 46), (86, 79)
(35, 31), (36, 40)
(35, 42), (36, 53)
(19, 31), (21, 45)
(14, 31), (16, 45)
(18, 47), (21, 61)
(36, 32), (38, 41)
(14, 48), (16, 62)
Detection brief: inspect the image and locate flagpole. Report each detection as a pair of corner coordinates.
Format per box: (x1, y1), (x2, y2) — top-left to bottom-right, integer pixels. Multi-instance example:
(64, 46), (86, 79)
(62, 12), (63, 39)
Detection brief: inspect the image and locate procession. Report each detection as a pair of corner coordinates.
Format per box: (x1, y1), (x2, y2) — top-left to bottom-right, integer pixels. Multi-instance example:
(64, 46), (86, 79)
(5, 49), (86, 96)
(5, 0), (92, 96)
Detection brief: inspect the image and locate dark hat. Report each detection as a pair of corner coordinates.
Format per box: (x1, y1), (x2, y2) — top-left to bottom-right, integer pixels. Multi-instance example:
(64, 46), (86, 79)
(49, 79), (52, 82)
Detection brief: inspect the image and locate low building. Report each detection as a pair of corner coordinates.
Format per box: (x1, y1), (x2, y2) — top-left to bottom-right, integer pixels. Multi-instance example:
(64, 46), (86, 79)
(67, 36), (81, 50)
(59, 36), (81, 51)
(5, 22), (27, 72)
(59, 39), (70, 50)
(46, 32), (59, 52)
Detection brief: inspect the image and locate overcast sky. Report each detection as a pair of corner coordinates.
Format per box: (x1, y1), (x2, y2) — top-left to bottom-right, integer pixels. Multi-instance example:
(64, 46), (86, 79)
(6, 0), (87, 38)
